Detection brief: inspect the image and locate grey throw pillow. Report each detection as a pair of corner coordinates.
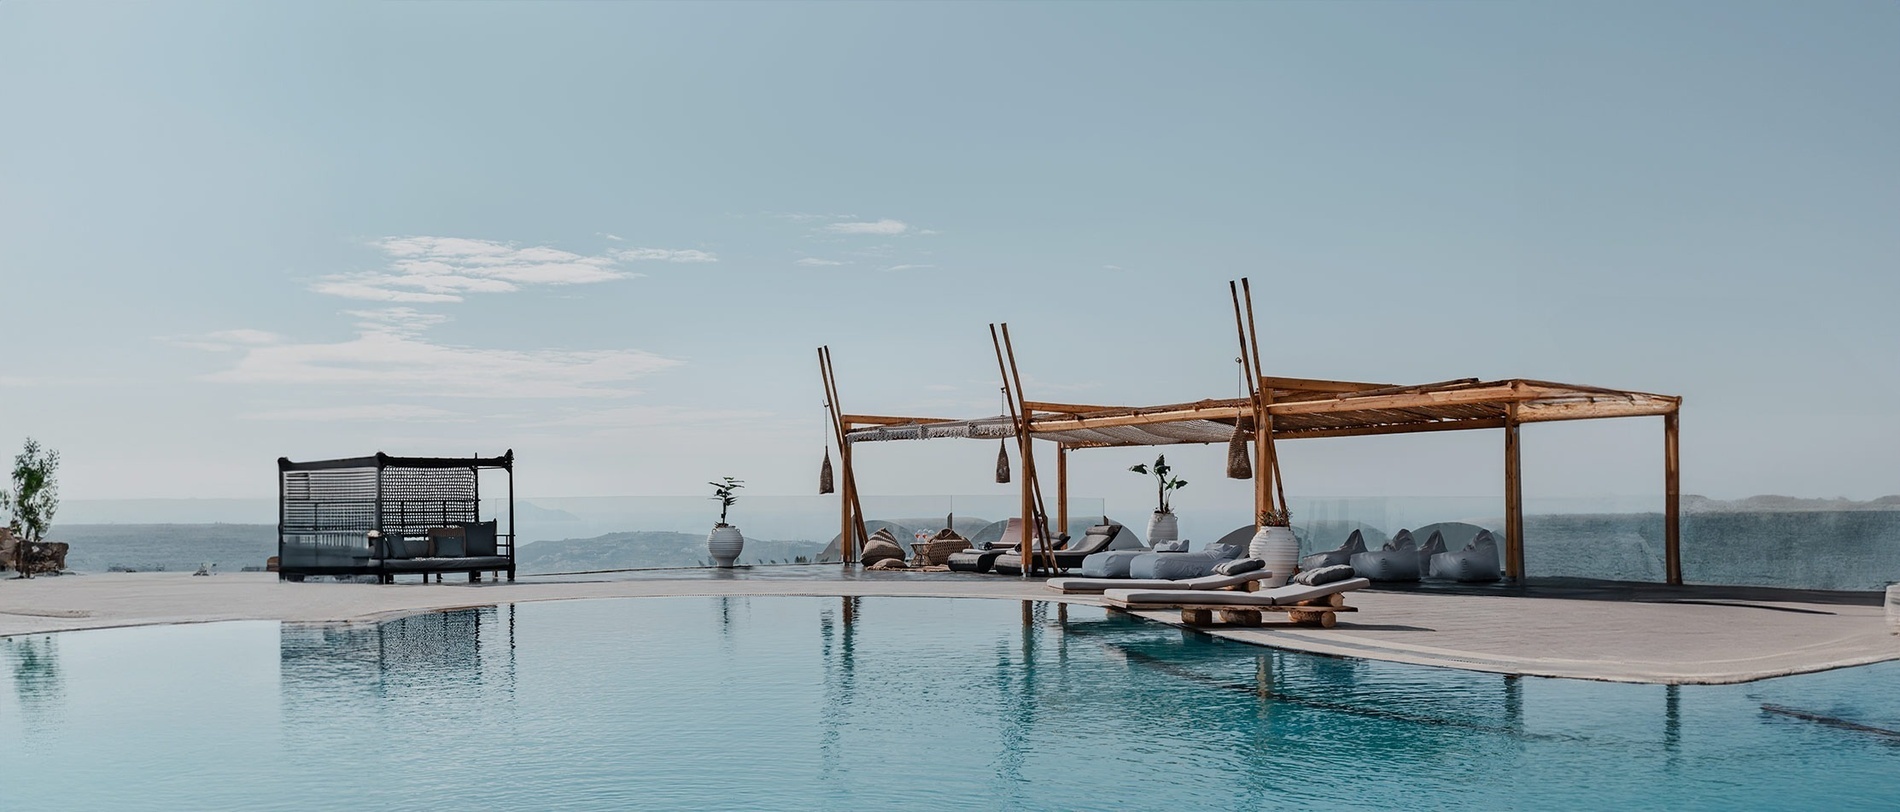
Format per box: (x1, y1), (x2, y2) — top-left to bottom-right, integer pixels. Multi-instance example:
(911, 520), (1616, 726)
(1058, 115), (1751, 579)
(1292, 564), (1354, 586)
(1213, 557), (1266, 576)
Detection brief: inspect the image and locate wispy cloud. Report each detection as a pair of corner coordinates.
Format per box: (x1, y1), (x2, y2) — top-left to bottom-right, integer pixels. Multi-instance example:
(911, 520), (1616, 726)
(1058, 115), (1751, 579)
(165, 328), (286, 352)
(311, 236), (639, 303)
(526, 404), (774, 430)
(345, 307), (449, 337)
(599, 233), (625, 241)
(242, 404), (471, 423)
(825, 219), (910, 236)
(200, 328), (680, 398)
(796, 257), (845, 267)
(613, 247), (718, 263)
(884, 264), (936, 272)
(1103, 264), (1126, 271)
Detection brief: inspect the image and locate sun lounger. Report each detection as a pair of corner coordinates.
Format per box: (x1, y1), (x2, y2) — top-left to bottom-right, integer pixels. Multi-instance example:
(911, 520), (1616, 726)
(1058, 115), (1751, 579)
(946, 518), (1050, 573)
(992, 523), (1120, 575)
(1102, 577), (1371, 628)
(1044, 568), (1273, 594)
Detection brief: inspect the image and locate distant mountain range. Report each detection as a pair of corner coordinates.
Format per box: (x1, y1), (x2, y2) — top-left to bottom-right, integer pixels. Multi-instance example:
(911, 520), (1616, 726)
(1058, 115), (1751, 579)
(1683, 495), (1900, 512)
(41, 524), (828, 574)
(515, 531), (827, 573)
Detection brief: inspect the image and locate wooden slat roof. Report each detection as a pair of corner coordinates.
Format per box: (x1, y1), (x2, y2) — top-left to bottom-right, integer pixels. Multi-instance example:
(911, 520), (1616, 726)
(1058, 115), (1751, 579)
(844, 378), (1679, 448)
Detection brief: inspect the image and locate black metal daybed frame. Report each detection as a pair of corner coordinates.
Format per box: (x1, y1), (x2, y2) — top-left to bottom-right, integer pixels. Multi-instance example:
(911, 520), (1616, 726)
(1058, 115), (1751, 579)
(277, 451), (516, 583)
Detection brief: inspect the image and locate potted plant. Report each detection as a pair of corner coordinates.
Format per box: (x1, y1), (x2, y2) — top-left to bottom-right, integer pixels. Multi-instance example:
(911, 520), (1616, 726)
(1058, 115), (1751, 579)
(706, 476), (745, 567)
(1249, 507), (1298, 588)
(1129, 454), (1188, 551)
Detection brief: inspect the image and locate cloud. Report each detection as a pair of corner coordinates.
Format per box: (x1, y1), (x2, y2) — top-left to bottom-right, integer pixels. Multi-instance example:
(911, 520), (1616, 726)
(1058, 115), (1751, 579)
(201, 328), (682, 398)
(242, 404), (471, 422)
(917, 229), (940, 236)
(825, 219), (909, 236)
(204, 329), (282, 345)
(599, 233), (625, 241)
(345, 307), (450, 337)
(1103, 264), (1125, 271)
(884, 264), (936, 272)
(527, 404), (774, 429)
(613, 247), (718, 263)
(796, 257), (845, 267)
(312, 236), (638, 303)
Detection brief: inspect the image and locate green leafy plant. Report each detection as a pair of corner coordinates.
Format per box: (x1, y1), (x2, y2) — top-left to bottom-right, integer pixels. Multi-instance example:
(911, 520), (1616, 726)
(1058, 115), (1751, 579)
(2, 438), (60, 578)
(1128, 454), (1188, 514)
(709, 476), (744, 526)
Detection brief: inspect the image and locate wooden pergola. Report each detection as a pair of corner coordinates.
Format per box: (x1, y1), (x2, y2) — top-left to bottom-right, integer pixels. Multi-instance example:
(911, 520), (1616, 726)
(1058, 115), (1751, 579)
(819, 283), (1684, 584)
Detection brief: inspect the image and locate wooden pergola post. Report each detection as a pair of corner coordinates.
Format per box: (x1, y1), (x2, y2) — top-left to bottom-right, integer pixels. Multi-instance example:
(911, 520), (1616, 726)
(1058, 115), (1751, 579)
(1056, 445), (1069, 536)
(1503, 403), (1525, 581)
(839, 430), (856, 564)
(1664, 408), (1682, 585)
(1254, 382), (1273, 528)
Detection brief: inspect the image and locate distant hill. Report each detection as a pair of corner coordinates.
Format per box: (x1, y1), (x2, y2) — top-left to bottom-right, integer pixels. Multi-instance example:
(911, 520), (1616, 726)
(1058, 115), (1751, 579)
(50, 523), (277, 572)
(517, 531), (826, 573)
(1683, 495), (1900, 513)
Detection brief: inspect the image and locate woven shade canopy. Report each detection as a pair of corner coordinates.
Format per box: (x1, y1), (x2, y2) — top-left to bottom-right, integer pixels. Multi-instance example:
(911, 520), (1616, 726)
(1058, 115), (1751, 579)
(844, 378), (1680, 448)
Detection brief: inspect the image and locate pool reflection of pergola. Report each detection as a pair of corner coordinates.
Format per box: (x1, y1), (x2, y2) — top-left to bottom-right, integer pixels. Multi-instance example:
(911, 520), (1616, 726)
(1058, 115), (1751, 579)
(826, 346), (1683, 584)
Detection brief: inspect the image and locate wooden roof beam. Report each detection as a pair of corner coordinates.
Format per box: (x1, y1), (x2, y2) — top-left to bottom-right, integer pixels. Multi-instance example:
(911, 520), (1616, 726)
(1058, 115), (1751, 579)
(1028, 401), (1251, 432)
(1514, 400), (1680, 423)
(1258, 375), (1393, 393)
(839, 414), (959, 426)
(1021, 400), (1123, 414)
(1274, 417), (1508, 440)
(1266, 382), (1525, 416)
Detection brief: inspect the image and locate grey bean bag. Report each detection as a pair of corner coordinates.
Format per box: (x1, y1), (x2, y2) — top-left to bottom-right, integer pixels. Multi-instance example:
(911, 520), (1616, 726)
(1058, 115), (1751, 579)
(1301, 529), (1368, 570)
(1079, 549), (1147, 578)
(1430, 529), (1503, 583)
(1125, 540), (1245, 581)
(1349, 529), (1421, 582)
(1416, 530), (1449, 578)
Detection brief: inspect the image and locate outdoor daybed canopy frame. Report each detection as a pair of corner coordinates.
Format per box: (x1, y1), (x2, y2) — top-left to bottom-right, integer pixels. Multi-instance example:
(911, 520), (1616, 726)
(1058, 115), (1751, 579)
(821, 281), (1683, 584)
(277, 451), (517, 583)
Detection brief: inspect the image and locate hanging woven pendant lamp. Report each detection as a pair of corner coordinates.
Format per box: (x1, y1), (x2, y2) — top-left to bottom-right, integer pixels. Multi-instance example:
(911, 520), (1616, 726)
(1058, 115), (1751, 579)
(819, 448), (835, 494)
(1226, 419), (1253, 480)
(995, 439), (1012, 483)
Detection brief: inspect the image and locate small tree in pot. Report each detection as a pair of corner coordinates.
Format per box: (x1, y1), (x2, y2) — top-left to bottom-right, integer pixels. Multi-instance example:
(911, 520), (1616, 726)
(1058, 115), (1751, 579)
(1129, 454), (1188, 550)
(706, 477), (746, 567)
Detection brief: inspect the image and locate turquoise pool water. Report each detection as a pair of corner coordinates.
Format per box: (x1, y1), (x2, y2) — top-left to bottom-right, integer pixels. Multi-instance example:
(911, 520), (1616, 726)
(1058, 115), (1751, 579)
(3, 597), (1897, 811)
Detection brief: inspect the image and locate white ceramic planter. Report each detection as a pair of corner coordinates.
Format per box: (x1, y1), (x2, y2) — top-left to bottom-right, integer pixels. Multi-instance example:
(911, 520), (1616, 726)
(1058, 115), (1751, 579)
(1249, 525), (1299, 588)
(707, 524), (745, 568)
(1146, 511), (1180, 551)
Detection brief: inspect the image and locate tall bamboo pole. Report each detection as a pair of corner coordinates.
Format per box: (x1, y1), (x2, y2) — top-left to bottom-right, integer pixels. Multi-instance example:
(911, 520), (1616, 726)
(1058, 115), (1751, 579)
(990, 324), (1051, 576)
(1230, 281), (1266, 524)
(819, 347), (869, 565)
(1002, 325), (1056, 575)
(1240, 279), (1286, 516)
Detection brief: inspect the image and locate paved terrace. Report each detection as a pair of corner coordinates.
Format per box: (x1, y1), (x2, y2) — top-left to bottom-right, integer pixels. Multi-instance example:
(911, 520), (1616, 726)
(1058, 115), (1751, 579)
(2, 569), (1894, 685)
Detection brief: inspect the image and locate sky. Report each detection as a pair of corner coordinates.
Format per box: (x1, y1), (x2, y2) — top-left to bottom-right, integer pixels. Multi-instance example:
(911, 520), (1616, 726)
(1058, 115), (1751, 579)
(2, 1), (1897, 525)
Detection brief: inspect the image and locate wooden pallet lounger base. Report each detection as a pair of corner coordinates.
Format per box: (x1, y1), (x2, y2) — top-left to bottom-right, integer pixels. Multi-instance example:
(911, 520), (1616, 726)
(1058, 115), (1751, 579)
(1108, 592), (1356, 628)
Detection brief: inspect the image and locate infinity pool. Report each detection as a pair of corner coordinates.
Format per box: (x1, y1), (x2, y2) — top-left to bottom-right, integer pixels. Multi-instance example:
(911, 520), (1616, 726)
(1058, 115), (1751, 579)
(3, 597), (1897, 810)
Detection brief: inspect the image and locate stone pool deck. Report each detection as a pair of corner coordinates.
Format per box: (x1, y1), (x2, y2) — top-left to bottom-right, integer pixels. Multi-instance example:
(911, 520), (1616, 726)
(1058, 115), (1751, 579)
(2, 569), (1894, 685)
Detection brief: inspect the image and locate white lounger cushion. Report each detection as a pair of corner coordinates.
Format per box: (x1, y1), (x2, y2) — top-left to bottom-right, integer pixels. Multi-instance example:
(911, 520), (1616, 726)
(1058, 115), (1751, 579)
(1104, 578), (1370, 606)
(1044, 570), (1272, 594)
